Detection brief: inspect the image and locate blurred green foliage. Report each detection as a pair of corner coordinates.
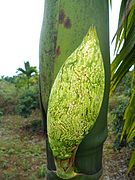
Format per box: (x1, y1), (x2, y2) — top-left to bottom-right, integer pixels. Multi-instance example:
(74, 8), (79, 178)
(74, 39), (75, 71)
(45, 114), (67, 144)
(15, 87), (39, 118)
(109, 71), (135, 150)
(0, 80), (18, 114)
(0, 62), (40, 117)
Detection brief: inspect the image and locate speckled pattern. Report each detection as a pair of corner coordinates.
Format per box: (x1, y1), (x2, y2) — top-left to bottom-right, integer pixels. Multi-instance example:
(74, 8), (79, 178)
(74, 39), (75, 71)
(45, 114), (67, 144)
(47, 27), (105, 178)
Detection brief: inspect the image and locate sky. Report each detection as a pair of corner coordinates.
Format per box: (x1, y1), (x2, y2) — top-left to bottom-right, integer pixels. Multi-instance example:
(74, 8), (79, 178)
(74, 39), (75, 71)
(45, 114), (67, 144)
(0, 0), (121, 77)
(0, 0), (44, 76)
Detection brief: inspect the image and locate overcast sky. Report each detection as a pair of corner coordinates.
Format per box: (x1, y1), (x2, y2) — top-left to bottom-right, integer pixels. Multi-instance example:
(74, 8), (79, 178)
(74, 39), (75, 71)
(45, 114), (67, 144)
(0, 0), (121, 77)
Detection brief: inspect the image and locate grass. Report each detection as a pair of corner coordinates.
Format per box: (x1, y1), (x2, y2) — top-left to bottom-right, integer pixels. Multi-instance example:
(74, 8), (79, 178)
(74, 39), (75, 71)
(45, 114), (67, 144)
(0, 111), (46, 179)
(0, 110), (134, 179)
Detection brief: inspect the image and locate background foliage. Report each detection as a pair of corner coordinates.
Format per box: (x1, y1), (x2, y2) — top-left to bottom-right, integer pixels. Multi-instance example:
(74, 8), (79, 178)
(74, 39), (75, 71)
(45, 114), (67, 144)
(0, 62), (40, 117)
(0, 80), (18, 114)
(111, 0), (135, 173)
(109, 72), (135, 151)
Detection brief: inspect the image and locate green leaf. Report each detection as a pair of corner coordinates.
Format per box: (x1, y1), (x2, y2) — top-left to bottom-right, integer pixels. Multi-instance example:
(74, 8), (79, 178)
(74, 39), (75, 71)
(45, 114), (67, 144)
(111, 0), (135, 175)
(128, 150), (135, 173)
(121, 89), (135, 140)
(17, 68), (26, 75)
(111, 18), (135, 77)
(111, 48), (135, 94)
(111, 5), (135, 95)
(109, 0), (112, 7)
(127, 128), (135, 142)
(113, 0), (127, 53)
(126, 5), (135, 33)
(113, 0), (135, 54)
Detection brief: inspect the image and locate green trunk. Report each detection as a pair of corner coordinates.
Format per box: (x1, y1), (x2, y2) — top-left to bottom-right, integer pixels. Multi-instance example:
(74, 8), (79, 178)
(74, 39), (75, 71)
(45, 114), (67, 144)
(39, 0), (110, 179)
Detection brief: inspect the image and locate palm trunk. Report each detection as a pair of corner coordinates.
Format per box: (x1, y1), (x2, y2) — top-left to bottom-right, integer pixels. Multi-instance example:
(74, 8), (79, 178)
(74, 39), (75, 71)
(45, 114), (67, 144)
(39, 0), (110, 179)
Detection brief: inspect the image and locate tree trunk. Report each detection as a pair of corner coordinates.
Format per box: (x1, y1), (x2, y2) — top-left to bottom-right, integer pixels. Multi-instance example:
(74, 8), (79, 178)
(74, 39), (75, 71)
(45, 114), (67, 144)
(39, 0), (110, 179)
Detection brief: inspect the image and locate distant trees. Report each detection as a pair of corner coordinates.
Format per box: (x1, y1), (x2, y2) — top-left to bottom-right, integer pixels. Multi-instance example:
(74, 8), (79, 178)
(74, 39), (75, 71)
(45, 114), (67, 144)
(0, 61), (39, 117)
(17, 61), (38, 89)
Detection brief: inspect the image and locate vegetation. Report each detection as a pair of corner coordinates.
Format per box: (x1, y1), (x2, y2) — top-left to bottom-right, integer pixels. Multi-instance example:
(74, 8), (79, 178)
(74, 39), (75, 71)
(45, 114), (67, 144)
(109, 72), (135, 151)
(17, 61), (37, 89)
(47, 28), (105, 179)
(0, 62), (39, 117)
(0, 62), (46, 179)
(110, 0), (135, 173)
(15, 88), (39, 118)
(0, 0), (135, 178)
(39, 1), (110, 179)
(0, 80), (18, 115)
(0, 113), (46, 179)
(0, 59), (135, 179)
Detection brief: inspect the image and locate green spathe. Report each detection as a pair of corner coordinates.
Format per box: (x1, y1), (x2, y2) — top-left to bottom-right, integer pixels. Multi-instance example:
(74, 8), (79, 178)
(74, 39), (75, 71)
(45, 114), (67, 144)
(47, 27), (105, 179)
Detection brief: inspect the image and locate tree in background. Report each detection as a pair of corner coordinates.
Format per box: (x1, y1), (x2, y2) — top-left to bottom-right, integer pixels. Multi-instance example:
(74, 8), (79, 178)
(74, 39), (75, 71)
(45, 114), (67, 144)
(17, 61), (37, 89)
(15, 62), (39, 117)
(0, 62), (39, 117)
(111, 0), (135, 173)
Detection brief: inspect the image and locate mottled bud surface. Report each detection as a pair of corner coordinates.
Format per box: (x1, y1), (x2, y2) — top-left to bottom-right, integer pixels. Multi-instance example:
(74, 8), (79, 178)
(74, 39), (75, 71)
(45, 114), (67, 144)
(47, 27), (105, 178)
